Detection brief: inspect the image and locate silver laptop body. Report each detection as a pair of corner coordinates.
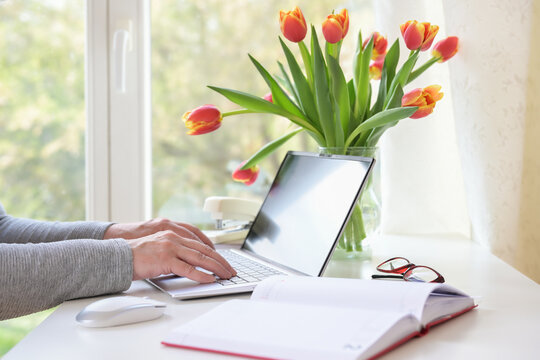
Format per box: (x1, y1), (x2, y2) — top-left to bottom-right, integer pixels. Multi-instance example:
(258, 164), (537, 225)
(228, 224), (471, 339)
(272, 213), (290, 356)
(147, 151), (375, 299)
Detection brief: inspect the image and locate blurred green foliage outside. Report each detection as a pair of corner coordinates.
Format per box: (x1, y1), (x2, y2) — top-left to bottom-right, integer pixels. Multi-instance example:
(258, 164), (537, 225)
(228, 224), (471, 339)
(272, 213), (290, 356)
(0, 1), (85, 356)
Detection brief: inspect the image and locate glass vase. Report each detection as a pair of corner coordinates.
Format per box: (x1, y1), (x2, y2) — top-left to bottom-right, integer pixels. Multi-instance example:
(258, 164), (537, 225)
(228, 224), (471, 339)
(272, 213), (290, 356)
(319, 146), (381, 260)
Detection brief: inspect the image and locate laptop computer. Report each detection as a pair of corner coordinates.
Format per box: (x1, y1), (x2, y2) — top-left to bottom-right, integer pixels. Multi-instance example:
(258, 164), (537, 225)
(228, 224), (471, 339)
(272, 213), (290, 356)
(147, 151), (375, 299)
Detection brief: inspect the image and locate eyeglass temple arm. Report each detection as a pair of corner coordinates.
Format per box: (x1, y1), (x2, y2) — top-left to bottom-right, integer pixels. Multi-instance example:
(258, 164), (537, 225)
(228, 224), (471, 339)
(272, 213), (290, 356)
(371, 274), (403, 280)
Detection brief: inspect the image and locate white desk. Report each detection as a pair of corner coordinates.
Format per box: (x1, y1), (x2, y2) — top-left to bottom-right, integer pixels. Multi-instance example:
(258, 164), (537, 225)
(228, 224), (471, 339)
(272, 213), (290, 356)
(5, 235), (540, 359)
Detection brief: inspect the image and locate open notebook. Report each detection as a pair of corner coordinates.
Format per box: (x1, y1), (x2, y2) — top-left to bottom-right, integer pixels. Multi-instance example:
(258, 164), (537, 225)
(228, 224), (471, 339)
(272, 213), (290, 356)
(162, 276), (476, 360)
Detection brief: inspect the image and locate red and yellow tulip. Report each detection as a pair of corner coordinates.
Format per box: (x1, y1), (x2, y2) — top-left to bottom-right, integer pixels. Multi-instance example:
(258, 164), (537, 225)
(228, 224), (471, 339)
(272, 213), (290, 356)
(279, 6), (307, 43)
(232, 161), (260, 186)
(400, 20), (439, 51)
(321, 9), (349, 44)
(401, 85), (444, 119)
(363, 32), (387, 60)
(182, 104), (222, 135)
(432, 36), (459, 62)
(369, 59), (384, 80)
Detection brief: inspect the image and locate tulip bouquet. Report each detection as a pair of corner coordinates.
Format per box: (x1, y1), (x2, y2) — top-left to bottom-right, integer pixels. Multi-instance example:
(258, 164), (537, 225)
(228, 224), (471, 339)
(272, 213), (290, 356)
(183, 6), (459, 254)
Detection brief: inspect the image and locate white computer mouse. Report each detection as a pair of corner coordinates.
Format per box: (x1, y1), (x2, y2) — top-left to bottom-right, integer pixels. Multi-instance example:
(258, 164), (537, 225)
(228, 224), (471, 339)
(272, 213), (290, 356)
(75, 296), (166, 328)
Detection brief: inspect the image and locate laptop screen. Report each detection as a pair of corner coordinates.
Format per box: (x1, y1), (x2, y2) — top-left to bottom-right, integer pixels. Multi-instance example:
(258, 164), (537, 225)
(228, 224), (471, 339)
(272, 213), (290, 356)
(242, 151), (374, 276)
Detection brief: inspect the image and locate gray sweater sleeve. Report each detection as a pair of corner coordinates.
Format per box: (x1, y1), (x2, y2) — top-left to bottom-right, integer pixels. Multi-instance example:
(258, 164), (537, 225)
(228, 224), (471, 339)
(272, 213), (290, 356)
(0, 202), (133, 320)
(0, 214), (113, 244)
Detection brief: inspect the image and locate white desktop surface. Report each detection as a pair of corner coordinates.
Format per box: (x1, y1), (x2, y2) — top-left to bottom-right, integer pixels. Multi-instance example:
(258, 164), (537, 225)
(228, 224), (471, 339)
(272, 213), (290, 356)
(4, 235), (540, 359)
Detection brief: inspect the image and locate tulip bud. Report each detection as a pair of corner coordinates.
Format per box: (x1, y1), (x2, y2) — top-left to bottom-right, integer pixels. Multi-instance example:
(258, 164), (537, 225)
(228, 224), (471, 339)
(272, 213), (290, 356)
(363, 32), (388, 60)
(400, 20), (424, 50)
(400, 20), (439, 51)
(182, 104), (222, 135)
(279, 6), (307, 43)
(369, 59), (384, 80)
(322, 9), (349, 44)
(232, 161), (260, 186)
(401, 85), (444, 119)
(263, 93), (273, 103)
(432, 36), (459, 62)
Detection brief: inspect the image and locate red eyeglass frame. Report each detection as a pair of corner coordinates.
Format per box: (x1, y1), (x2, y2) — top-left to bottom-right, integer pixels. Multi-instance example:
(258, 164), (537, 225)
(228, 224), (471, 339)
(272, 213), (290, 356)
(372, 256), (445, 283)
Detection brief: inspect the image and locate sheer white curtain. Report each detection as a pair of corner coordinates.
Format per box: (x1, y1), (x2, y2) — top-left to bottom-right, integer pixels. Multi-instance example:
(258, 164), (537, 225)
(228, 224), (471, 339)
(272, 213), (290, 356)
(373, 0), (470, 238)
(443, 0), (540, 282)
(375, 0), (540, 282)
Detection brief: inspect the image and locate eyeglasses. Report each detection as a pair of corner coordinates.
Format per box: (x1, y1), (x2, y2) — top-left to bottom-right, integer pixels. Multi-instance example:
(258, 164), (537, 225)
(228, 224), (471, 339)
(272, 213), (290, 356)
(371, 257), (445, 283)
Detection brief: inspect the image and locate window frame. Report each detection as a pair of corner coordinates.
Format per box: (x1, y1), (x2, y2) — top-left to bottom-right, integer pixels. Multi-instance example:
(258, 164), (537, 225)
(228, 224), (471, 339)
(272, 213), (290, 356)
(86, 0), (152, 222)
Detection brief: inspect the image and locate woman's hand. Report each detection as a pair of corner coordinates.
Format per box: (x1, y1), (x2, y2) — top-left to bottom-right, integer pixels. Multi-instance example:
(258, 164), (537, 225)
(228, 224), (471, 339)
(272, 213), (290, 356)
(104, 218), (236, 282)
(126, 230), (236, 282)
(104, 218), (214, 248)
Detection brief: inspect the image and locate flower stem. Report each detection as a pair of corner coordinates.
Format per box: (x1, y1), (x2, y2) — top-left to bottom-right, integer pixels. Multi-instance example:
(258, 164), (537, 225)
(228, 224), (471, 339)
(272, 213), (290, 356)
(407, 56), (441, 84)
(222, 109), (256, 117)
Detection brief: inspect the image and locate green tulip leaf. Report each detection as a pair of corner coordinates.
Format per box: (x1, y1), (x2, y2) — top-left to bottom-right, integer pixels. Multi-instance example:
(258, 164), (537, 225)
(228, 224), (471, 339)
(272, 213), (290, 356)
(345, 106), (418, 148)
(388, 85), (404, 109)
(277, 61), (300, 105)
(208, 85), (321, 136)
(384, 50), (419, 109)
(241, 127), (304, 169)
(298, 40), (313, 89)
(310, 26), (335, 147)
(347, 79), (356, 115)
(279, 37), (321, 132)
(383, 39), (400, 89)
(248, 54), (305, 120)
(354, 36), (373, 122)
(371, 39), (399, 115)
(364, 86), (402, 145)
(352, 30), (363, 88)
(326, 51), (350, 140)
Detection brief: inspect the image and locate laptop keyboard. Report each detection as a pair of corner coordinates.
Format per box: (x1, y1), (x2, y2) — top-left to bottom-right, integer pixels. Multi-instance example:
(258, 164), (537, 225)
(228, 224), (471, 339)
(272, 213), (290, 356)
(217, 249), (286, 286)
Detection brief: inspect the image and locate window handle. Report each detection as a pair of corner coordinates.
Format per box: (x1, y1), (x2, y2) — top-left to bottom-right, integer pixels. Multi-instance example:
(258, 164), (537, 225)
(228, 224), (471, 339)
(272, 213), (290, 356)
(112, 21), (132, 93)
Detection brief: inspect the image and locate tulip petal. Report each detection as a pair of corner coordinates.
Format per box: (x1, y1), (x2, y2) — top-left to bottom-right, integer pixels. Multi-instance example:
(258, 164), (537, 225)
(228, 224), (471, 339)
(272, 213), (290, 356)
(294, 6), (306, 27)
(187, 105), (221, 123)
(432, 36), (459, 62)
(340, 9), (350, 37)
(186, 120), (222, 135)
(263, 92), (273, 102)
(403, 22), (425, 50)
(401, 88), (423, 106)
(400, 21), (413, 37)
(410, 104), (435, 119)
(282, 17), (307, 42)
(420, 24), (439, 51)
(424, 85), (444, 101)
(322, 18), (344, 44)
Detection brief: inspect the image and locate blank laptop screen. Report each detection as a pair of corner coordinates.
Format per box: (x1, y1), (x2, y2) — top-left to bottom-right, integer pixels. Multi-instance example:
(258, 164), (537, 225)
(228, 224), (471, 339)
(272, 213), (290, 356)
(242, 152), (373, 276)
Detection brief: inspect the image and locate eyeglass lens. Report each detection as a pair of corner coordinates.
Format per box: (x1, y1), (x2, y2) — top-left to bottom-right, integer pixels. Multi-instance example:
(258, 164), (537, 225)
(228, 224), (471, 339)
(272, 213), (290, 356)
(377, 257), (410, 273)
(403, 266), (440, 283)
